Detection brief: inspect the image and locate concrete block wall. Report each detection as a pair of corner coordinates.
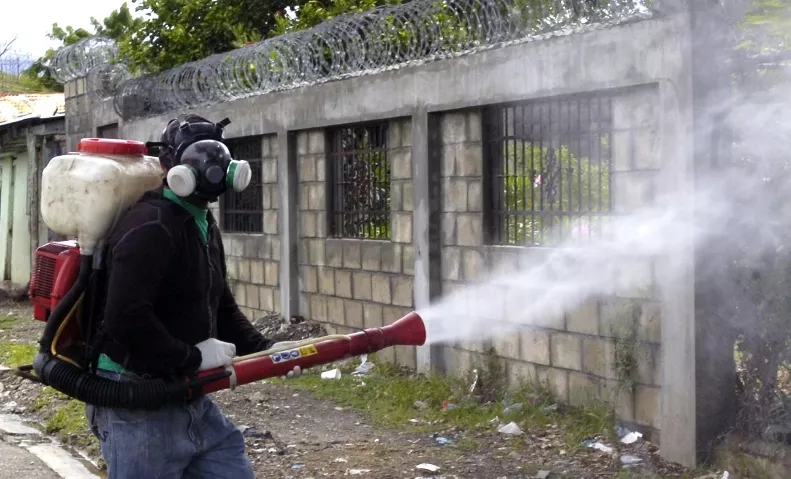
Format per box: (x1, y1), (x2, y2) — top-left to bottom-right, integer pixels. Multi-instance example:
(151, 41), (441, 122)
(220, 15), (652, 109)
(221, 134), (282, 320)
(296, 120), (417, 367)
(63, 78), (93, 151)
(434, 86), (664, 436)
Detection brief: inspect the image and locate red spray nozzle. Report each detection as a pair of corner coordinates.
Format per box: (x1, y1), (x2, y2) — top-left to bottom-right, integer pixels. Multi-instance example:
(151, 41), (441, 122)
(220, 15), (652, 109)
(379, 311), (427, 347)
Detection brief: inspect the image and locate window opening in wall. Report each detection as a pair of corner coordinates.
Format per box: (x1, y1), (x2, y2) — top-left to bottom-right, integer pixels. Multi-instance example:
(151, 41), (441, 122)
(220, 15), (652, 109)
(327, 122), (391, 240)
(96, 123), (119, 139)
(220, 136), (264, 233)
(483, 93), (613, 246)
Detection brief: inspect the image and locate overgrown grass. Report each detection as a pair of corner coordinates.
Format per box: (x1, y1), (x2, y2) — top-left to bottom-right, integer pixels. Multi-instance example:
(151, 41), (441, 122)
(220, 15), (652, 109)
(280, 353), (612, 450)
(44, 399), (95, 451)
(0, 341), (37, 367)
(0, 315), (19, 329)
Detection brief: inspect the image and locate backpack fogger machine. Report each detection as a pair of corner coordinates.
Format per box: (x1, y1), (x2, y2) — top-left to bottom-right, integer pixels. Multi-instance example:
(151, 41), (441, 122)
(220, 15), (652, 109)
(19, 138), (426, 409)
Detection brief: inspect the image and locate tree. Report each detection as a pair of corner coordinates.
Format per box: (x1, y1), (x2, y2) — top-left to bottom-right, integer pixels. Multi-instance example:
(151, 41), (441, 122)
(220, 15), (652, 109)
(118, 0), (300, 72)
(0, 36), (16, 59)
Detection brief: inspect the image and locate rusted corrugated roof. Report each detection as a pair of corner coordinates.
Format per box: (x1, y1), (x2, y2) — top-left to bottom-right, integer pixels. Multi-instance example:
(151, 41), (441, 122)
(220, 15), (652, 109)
(0, 93), (65, 124)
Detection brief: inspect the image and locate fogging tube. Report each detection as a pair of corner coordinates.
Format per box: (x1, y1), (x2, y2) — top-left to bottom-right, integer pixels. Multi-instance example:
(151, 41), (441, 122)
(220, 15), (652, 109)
(199, 312), (427, 395)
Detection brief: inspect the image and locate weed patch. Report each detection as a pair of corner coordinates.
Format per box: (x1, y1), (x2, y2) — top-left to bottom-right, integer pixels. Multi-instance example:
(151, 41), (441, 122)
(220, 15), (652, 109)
(0, 315), (19, 329)
(282, 356), (612, 450)
(0, 341), (36, 367)
(44, 398), (97, 453)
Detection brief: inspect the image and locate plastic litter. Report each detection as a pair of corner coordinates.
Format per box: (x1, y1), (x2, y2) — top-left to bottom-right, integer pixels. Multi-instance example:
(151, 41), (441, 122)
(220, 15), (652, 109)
(441, 401), (457, 411)
(333, 458), (348, 463)
(322, 368), (342, 380)
(541, 404), (558, 413)
(416, 463), (441, 473)
(582, 440), (613, 453)
(469, 369), (479, 394)
(435, 436), (452, 445)
(621, 431), (643, 444)
(346, 469), (371, 475)
(620, 455), (643, 465)
(503, 403), (524, 416)
(497, 422), (522, 435)
(353, 355), (375, 375)
(722, 473), (730, 479)
(291, 463), (305, 470)
(414, 400), (428, 410)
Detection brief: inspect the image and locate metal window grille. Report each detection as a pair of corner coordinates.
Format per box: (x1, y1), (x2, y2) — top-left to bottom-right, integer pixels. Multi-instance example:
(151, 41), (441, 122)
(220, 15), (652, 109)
(221, 137), (263, 233)
(483, 93), (614, 246)
(327, 123), (391, 239)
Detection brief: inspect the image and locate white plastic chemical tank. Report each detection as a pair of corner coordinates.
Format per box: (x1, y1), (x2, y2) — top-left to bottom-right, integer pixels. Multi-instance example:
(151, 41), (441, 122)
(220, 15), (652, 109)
(41, 138), (164, 255)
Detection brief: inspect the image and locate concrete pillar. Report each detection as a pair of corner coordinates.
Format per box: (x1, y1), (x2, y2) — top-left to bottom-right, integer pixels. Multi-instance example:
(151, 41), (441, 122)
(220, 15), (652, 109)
(688, 0), (739, 464)
(278, 130), (299, 320)
(412, 109), (444, 374)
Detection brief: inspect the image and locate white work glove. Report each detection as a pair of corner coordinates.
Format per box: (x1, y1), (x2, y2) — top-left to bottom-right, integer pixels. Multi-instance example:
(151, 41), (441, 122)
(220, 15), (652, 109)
(270, 341), (303, 379)
(196, 338), (236, 371)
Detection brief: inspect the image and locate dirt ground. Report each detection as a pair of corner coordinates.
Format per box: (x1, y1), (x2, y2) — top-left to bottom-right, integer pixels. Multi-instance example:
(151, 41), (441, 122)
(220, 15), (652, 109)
(0, 300), (721, 479)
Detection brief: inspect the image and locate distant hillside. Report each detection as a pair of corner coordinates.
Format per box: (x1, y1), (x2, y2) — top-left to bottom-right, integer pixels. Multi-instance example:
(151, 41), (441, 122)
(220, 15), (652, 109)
(0, 54), (56, 94)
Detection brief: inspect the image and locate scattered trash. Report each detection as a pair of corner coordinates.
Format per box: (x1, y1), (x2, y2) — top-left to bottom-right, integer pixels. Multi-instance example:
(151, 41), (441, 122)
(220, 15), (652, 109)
(497, 422), (522, 435)
(0, 366), (9, 371)
(435, 436), (452, 446)
(267, 447), (279, 454)
(322, 368), (342, 380)
(335, 407), (344, 411)
(237, 426), (273, 440)
(541, 404), (558, 413)
(414, 400), (428, 410)
(353, 355), (375, 375)
(333, 458), (348, 463)
(489, 417), (501, 424)
(291, 463), (305, 470)
(503, 402), (524, 416)
(721, 472), (729, 479)
(346, 469), (371, 475)
(536, 471), (552, 479)
(582, 440), (613, 454)
(620, 455), (643, 465)
(416, 463), (441, 473)
(409, 418), (421, 424)
(620, 431), (643, 444)
(441, 401), (457, 411)
(469, 369), (479, 394)
(615, 426), (631, 437)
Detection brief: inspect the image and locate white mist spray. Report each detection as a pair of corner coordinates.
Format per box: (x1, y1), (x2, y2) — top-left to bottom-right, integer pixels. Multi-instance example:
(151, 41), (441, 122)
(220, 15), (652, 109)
(417, 81), (791, 348)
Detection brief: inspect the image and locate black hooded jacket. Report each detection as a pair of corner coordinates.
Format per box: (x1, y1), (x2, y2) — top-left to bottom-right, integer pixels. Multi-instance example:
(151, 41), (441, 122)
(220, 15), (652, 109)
(97, 186), (272, 378)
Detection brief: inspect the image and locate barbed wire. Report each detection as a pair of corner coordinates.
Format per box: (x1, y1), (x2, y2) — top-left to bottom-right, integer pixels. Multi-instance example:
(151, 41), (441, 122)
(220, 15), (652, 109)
(49, 0), (654, 120)
(49, 36), (119, 84)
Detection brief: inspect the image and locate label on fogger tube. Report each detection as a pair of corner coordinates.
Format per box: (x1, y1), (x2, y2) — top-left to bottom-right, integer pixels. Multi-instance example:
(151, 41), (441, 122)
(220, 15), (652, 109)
(270, 345), (319, 363)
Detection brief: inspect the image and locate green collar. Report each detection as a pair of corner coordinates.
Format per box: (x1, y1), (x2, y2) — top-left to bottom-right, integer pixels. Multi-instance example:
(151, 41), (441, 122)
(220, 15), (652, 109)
(163, 188), (208, 220)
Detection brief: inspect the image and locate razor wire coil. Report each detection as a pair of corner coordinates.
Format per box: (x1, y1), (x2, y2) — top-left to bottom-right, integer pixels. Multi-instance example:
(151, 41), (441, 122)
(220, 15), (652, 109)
(48, 0), (654, 121)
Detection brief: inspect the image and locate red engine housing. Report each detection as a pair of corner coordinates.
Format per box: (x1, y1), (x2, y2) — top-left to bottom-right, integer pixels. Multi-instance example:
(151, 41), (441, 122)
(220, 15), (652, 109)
(29, 241), (81, 322)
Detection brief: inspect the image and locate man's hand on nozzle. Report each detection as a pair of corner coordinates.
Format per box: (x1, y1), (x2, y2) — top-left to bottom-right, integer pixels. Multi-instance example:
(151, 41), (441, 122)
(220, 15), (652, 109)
(270, 341), (304, 379)
(196, 338), (236, 371)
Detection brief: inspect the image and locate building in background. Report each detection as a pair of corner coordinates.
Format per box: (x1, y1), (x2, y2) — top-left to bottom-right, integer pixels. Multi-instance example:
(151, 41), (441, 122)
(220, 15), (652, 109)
(0, 93), (65, 298)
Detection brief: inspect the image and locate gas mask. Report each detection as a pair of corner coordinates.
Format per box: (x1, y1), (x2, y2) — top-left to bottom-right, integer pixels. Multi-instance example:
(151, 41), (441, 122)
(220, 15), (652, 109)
(152, 117), (252, 203)
(166, 140), (252, 202)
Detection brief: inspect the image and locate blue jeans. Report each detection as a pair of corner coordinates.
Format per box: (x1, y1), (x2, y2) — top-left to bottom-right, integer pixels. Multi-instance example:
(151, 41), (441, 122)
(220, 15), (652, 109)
(85, 371), (254, 479)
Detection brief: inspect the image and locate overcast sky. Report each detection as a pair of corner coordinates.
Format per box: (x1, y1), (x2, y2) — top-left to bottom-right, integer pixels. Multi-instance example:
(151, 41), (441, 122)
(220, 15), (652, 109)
(1, 1), (142, 58)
